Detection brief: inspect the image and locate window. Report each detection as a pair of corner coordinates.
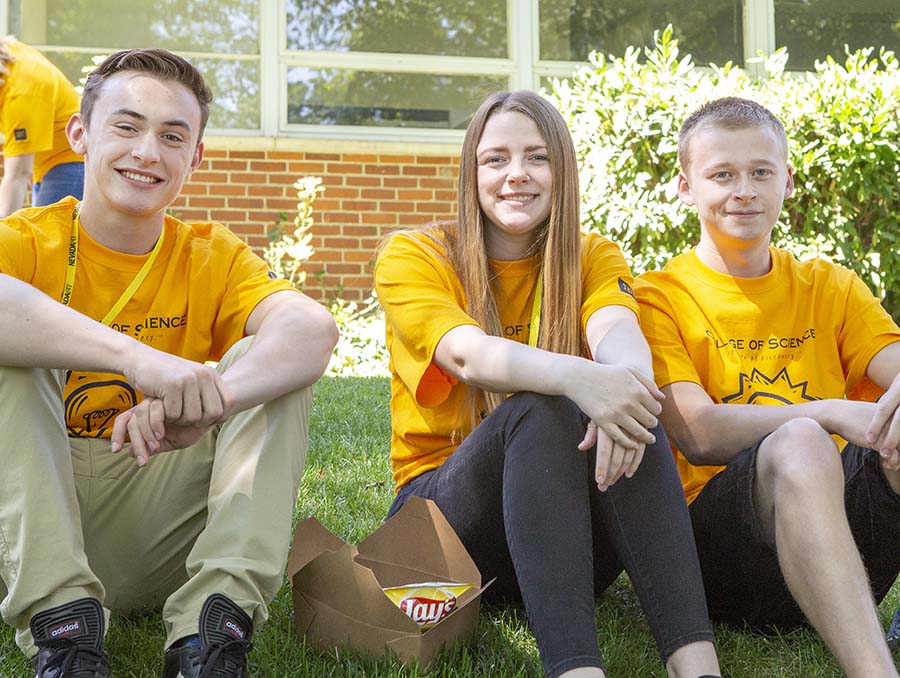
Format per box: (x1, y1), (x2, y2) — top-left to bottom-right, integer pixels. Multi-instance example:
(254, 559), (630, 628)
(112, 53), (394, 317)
(12, 0), (260, 130)
(538, 0), (743, 66)
(281, 0), (512, 135)
(285, 0), (507, 57)
(286, 69), (507, 129)
(774, 0), (900, 70)
(9, 0), (900, 141)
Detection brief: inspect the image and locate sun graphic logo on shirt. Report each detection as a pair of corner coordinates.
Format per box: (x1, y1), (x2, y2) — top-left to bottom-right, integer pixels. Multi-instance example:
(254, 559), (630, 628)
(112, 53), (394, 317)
(721, 367), (820, 405)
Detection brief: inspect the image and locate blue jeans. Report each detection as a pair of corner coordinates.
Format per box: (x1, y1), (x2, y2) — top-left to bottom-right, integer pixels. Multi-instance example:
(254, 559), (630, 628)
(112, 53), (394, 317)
(32, 161), (84, 206)
(388, 392), (714, 677)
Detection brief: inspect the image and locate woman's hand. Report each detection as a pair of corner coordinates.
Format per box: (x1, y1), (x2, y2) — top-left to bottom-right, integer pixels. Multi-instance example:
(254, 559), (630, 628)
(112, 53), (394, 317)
(566, 360), (663, 449)
(579, 423), (646, 491)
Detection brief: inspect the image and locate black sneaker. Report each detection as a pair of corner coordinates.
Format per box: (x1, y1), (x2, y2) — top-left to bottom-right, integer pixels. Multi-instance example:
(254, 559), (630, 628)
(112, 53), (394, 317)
(30, 598), (109, 677)
(163, 638), (200, 678)
(888, 602), (900, 652)
(163, 594), (252, 678)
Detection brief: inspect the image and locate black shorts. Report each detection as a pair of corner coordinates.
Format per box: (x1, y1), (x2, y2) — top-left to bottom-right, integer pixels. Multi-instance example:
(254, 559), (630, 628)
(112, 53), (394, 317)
(689, 440), (900, 629)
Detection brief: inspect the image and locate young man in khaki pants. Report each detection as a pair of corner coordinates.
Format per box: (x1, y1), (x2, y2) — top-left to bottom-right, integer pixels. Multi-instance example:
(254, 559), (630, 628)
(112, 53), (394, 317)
(0, 48), (337, 677)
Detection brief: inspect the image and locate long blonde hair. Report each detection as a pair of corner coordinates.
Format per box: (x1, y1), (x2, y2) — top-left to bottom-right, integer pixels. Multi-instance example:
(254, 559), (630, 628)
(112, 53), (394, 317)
(444, 90), (585, 417)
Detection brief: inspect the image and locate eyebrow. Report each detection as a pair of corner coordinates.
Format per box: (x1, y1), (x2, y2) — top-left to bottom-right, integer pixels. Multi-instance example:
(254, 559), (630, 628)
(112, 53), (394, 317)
(110, 108), (193, 132)
(477, 144), (548, 154)
(704, 159), (778, 170)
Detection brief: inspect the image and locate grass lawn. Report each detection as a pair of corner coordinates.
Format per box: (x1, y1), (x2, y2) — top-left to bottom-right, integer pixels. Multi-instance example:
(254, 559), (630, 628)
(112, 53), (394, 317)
(2, 375), (898, 676)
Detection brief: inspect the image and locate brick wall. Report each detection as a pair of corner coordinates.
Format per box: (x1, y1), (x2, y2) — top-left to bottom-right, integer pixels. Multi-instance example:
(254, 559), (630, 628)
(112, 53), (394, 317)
(171, 143), (461, 303)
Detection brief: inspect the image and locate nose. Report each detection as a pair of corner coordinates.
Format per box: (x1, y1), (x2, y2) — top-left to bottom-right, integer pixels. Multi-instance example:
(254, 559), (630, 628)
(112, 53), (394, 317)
(506, 156), (529, 183)
(132, 133), (161, 164)
(733, 175), (757, 201)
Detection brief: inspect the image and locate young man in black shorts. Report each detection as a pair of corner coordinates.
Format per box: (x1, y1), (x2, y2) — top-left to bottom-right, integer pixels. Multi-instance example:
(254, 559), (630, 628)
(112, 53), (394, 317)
(637, 97), (900, 677)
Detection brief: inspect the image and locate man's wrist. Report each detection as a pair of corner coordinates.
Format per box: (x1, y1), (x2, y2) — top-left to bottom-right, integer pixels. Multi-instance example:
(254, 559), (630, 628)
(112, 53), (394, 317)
(803, 399), (833, 432)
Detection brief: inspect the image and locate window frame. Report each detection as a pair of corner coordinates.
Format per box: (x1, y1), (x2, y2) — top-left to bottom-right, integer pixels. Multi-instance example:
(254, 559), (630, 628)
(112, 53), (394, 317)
(2, 0), (881, 142)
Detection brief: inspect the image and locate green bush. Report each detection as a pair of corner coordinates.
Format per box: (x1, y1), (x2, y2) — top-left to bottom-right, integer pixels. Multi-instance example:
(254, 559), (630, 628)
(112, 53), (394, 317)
(547, 26), (900, 316)
(327, 295), (389, 377)
(263, 176), (388, 377)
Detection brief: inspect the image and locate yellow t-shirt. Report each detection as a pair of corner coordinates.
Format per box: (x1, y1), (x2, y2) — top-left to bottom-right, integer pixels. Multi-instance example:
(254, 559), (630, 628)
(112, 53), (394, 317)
(0, 196), (294, 438)
(375, 229), (640, 491)
(0, 40), (82, 182)
(635, 247), (900, 503)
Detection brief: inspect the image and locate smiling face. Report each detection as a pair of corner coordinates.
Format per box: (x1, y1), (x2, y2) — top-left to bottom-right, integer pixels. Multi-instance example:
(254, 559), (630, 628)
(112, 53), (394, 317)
(67, 72), (203, 224)
(475, 111), (553, 260)
(679, 123), (794, 254)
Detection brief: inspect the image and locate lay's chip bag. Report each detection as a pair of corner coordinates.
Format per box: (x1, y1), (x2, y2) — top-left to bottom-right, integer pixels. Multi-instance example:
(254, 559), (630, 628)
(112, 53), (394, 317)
(382, 582), (474, 630)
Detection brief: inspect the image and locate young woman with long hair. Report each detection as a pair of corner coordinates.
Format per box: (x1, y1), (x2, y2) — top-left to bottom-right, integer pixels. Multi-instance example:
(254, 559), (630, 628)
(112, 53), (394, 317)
(374, 90), (721, 678)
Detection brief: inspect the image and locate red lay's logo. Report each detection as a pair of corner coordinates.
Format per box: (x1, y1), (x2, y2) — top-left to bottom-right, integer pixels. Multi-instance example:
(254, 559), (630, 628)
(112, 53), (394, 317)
(398, 596), (457, 626)
(383, 582), (473, 629)
(49, 618), (82, 639)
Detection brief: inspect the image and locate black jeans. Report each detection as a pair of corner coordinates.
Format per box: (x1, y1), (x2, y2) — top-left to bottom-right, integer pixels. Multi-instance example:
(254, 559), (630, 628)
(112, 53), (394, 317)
(388, 392), (714, 677)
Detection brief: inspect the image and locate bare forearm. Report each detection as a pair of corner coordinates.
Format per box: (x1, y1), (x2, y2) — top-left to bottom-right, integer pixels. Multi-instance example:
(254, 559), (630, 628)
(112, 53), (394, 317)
(438, 324), (662, 446)
(674, 398), (833, 464)
(0, 154), (33, 218)
(0, 273), (135, 372)
(450, 333), (587, 397)
(220, 302), (338, 414)
(591, 318), (654, 379)
(0, 174), (28, 218)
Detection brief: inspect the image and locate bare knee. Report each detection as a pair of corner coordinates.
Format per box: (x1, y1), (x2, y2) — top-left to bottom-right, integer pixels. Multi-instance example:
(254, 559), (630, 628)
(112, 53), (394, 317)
(757, 418), (843, 496)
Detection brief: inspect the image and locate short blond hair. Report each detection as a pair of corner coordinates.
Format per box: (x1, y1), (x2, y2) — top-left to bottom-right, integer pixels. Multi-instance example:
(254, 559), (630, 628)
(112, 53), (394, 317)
(679, 97), (788, 170)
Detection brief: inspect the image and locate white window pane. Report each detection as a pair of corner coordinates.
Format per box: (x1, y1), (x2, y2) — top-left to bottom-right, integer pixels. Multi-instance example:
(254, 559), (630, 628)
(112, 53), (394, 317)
(287, 68), (508, 128)
(194, 58), (260, 130)
(286, 0), (508, 58)
(539, 0), (743, 65)
(40, 51), (100, 91)
(43, 52), (259, 131)
(775, 0), (900, 70)
(24, 0), (258, 54)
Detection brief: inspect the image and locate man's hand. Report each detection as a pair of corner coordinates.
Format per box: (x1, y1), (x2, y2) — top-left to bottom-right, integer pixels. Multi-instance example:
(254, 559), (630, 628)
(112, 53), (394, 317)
(823, 399), (900, 472)
(866, 376), (900, 468)
(579, 423), (645, 491)
(111, 346), (236, 466)
(120, 344), (232, 427)
(111, 397), (215, 466)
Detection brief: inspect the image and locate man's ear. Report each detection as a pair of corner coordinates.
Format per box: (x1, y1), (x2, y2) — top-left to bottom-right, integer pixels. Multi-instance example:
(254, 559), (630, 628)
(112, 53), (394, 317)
(677, 172), (695, 207)
(66, 113), (87, 157)
(784, 165), (795, 200)
(189, 141), (204, 173)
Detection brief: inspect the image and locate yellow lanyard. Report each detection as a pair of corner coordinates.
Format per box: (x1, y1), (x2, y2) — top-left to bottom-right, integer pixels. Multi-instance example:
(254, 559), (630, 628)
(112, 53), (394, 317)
(528, 273), (542, 347)
(61, 204), (165, 326)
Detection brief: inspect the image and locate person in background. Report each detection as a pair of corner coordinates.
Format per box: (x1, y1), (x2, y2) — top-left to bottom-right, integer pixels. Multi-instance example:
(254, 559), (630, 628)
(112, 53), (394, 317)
(374, 90), (721, 678)
(0, 37), (84, 216)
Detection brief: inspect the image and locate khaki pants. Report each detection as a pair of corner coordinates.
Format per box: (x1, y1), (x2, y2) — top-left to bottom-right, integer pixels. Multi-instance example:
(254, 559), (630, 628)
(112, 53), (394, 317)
(0, 337), (311, 654)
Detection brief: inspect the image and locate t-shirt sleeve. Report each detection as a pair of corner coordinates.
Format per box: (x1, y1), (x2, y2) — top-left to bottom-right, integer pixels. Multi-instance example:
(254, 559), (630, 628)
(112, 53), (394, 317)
(375, 232), (480, 408)
(635, 275), (704, 389)
(580, 234), (640, 330)
(208, 231), (296, 359)
(0, 216), (35, 280)
(838, 268), (900, 388)
(1, 92), (54, 157)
